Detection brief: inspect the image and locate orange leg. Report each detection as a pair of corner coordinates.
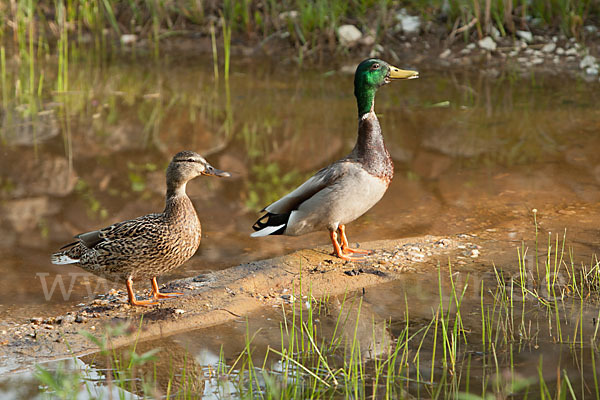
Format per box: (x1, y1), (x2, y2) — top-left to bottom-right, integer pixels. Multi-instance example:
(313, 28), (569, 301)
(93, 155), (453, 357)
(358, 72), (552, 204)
(330, 230), (363, 261)
(126, 278), (158, 306)
(151, 277), (183, 300)
(339, 225), (373, 255)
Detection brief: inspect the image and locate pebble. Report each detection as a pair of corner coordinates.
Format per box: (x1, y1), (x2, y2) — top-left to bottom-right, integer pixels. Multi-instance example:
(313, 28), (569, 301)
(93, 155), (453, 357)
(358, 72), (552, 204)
(439, 49), (451, 59)
(174, 309), (185, 315)
(337, 24), (362, 47)
(478, 36), (497, 51)
(531, 57), (544, 65)
(556, 47), (565, 55)
(516, 30), (533, 43)
(565, 48), (578, 56)
(120, 34), (137, 45)
(541, 43), (556, 53)
(586, 67), (599, 76)
(395, 9), (421, 34)
(580, 55), (598, 70)
(30, 317), (43, 325)
(75, 315), (87, 323)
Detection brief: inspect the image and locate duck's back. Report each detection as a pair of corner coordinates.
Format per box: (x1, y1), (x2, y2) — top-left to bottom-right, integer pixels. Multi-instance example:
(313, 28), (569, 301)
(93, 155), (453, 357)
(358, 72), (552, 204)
(72, 196), (202, 283)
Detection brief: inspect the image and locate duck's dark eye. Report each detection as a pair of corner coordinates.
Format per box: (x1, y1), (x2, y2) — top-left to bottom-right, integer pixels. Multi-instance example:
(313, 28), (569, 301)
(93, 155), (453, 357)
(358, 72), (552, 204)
(371, 63), (380, 70)
(186, 158), (196, 162)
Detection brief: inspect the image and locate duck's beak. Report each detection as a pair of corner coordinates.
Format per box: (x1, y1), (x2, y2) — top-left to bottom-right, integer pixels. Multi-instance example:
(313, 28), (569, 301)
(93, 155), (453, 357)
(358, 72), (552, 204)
(388, 65), (419, 80)
(204, 164), (231, 178)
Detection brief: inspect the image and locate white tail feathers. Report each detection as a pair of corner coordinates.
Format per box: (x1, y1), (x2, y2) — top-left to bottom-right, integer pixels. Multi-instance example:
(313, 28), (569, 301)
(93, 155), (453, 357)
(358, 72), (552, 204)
(51, 254), (79, 265)
(250, 224), (286, 237)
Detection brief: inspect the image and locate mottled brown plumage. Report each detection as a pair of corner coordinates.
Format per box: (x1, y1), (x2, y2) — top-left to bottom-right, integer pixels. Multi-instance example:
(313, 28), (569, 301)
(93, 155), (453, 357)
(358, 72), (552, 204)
(51, 151), (230, 306)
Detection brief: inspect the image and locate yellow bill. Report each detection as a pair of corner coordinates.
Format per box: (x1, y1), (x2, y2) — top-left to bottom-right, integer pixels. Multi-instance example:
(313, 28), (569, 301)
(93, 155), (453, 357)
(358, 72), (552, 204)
(388, 66), (419, 80)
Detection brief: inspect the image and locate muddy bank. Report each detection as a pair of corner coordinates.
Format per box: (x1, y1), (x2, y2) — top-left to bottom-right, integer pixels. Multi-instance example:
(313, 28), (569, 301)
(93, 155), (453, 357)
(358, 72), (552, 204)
(0, 235), (473, 373)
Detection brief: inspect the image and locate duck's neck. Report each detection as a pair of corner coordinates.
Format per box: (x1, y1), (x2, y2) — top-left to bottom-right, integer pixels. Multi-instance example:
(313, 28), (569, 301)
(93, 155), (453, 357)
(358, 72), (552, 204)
(355, 85), (376, 117)
(164, 182), (196, 220)
(350, 110), (394, 182)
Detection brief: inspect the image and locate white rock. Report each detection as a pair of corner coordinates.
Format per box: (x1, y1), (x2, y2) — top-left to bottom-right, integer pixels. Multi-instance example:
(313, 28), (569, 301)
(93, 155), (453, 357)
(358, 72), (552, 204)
(542, 43), (556, 53)
(565, 47), (578, 56)
(580, 55), (597, 69)
(531, 57), (544, 65)
(395, 9), (421, 34)
(491, 26), (501, 40)
(369, 44), (384, 58)
(337, 24), (362, 46)
(556, 47), (565, 55)
(279, 10), (298, 20)
(478, 36), (497, 51)
(120, 34), (137, 45)
(439, 48), (451, 59)
(508, 50), (518, 57)
(584, 25), (598, 34)
(585, 66), (599, 75)
(359, 35), (375, 46)
(516, 30), (533, 43)
(552, 36), (558, 42)
(466, 43), (476, 50)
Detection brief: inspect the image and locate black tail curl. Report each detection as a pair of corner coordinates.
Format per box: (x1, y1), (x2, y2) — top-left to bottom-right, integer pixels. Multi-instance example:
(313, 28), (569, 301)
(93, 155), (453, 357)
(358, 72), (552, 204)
(252, 212), (290, 235)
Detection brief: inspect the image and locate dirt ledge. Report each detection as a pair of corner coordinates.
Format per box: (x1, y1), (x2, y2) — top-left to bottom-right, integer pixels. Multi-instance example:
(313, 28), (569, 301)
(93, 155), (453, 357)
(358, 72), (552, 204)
(0, 234), (474, 373)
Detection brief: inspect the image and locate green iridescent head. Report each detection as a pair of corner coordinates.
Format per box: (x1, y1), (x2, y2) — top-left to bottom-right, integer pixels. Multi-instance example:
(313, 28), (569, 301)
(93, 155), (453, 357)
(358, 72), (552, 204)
(354, 59), (418, 117)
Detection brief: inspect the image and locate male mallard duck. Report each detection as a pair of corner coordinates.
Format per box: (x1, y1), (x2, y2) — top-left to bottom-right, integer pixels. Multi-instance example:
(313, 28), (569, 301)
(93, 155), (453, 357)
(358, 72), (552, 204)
(251, 59), (418, 261)
(51, 151), (230, 306)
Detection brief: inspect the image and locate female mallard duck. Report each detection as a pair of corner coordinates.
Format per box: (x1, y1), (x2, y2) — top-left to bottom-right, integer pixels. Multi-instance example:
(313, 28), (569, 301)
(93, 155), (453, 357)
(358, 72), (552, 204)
(51, 151), (230, 306)
(251, 59), (418, 261)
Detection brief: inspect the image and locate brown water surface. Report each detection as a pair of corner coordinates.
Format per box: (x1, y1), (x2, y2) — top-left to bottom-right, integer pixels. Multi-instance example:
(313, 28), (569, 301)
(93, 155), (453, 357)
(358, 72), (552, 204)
(2, 54), (600, 397)
(1, 56), (600, 320)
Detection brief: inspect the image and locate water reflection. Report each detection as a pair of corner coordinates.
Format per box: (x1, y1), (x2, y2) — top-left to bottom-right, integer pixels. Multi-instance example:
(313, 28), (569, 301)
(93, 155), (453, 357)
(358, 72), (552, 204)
(1, 55), (600, 323)
(66, 278), (600, 398)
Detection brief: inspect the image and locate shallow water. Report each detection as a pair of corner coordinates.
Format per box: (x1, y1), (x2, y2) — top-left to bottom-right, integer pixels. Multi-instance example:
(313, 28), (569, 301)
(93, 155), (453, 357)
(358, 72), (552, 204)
(1, 55), (600, 320)
(1, 53), (600, 396)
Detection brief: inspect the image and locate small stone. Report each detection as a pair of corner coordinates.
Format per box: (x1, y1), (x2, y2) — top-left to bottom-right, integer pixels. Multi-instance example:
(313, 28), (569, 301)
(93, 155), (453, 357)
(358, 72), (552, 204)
(516, 30), (533, 43)
(556, 47), (565, 55)
(490, 26), (501, 40)
(75, 315), (87, 323)
(359, 35), (375, 46)
(565, 48), (578, 56)
(584, 25), (598, 34)
(466, 43), (476, 50)
(30, 317), (43, 325)
(542, 43), (556, 53)
(586, 66), (599, 76)
(120, 34), (137, 45)
(439, 48), (451, 59)
(395, 9), (421, 34)
(531, 57), (544, 65)
(470, 249), (480, 258)
(278, 10), (298, 20)
(369, 44), (384, 58)
(337, 24), (362, 47)
(478, 36), (497, 51)
(580, 55), (597, 70)
(174, 309), (185, 315)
